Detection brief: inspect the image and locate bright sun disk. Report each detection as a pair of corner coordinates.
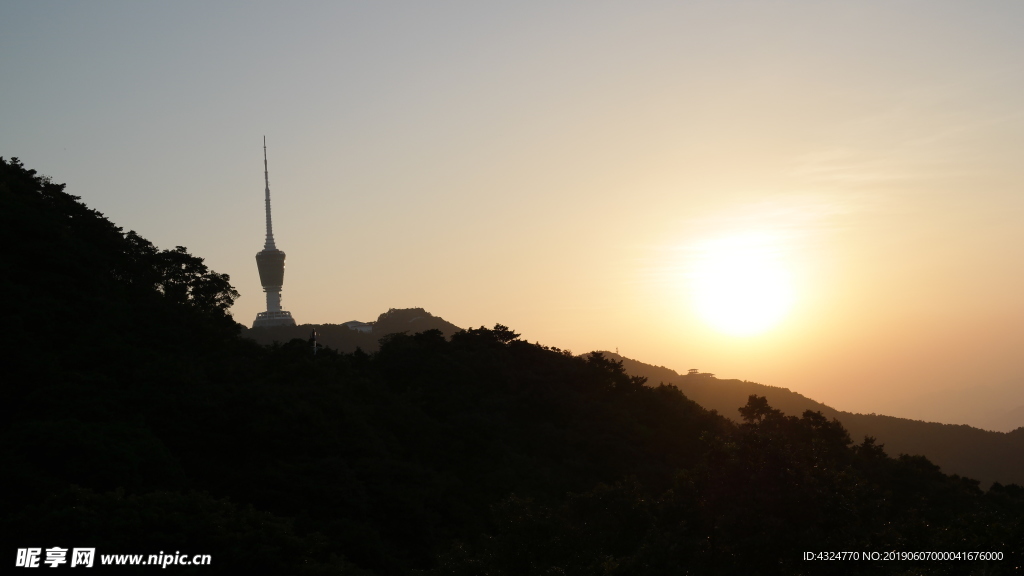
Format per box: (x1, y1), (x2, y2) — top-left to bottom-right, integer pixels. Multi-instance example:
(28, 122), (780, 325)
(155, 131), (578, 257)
(689, 235), (795, 336)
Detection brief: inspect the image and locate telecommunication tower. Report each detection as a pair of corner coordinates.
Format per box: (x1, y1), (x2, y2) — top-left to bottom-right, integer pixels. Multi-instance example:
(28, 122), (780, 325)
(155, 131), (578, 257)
(252, 137), (297, 328)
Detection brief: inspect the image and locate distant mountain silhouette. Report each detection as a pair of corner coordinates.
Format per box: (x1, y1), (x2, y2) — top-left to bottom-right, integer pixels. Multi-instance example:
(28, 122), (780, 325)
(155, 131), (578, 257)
(599, 351), (1024, 487)
(4, 156), (1021, 575)
(248, 310), (1024, 487)
(241, 307), (462, 352)
(991, 404), (1024, 433)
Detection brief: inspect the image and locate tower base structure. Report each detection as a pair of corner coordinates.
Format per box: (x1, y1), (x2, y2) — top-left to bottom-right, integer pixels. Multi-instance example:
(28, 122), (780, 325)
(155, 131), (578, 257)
(252, 310), (297, 328)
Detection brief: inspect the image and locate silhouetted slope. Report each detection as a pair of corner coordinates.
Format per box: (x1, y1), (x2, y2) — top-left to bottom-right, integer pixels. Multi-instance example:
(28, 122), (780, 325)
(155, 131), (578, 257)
(241, 308), (462, 352)
(0, 157), (358, 574)
(2, 158), (1021, 575)
(992, 404), (1024, 432)
(602, 351), (1024, 486)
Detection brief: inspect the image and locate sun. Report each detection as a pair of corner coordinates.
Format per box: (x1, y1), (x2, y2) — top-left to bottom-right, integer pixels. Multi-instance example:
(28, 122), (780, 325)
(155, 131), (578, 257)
(688, 234), (795, 336)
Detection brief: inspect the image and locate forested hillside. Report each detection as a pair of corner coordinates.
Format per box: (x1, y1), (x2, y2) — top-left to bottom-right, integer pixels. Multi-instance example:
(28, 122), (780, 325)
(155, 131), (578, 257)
(604, 352), (1024, 487)
(2, 157), (1021, 575)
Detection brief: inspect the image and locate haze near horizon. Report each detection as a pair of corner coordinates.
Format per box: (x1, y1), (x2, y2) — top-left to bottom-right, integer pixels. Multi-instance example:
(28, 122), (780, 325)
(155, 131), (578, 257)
(2, 1), (1023, 430)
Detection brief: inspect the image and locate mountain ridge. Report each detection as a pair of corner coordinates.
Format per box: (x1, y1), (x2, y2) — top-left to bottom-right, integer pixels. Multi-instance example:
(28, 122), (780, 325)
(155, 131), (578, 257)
(240, 307), (462, 352)
(598, 350), (1024, 487)
(245, 303), (1023, 487)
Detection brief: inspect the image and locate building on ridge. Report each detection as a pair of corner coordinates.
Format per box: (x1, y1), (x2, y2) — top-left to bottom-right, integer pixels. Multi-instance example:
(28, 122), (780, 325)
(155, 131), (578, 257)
(252, 137), (297, 328)
(342, 320), (373, 334)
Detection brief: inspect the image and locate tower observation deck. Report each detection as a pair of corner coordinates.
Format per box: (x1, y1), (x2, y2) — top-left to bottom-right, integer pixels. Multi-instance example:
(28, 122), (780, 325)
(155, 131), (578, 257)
(252, 137), (297, 328)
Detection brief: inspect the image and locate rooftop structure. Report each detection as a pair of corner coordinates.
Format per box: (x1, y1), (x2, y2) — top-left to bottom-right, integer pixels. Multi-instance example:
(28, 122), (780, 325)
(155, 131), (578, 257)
(253, 137), (297, 328)
(342, 320), (373, 334)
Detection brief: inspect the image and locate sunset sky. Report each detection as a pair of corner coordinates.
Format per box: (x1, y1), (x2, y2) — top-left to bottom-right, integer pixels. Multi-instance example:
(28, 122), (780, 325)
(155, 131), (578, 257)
(3, 1), (1023, 430)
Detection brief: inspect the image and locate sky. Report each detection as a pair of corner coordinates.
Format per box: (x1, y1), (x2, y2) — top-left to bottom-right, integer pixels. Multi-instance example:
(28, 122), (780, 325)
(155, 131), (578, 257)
(3, 1), (1024, 430)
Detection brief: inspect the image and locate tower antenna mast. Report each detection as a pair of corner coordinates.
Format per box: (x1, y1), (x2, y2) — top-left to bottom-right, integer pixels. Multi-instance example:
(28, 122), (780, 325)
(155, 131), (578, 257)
(263, 136), (276, 250)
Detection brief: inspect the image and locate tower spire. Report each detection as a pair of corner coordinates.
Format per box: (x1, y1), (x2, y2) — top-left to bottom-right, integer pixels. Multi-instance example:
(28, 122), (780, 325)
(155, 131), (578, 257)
(263, 136), (277, 250)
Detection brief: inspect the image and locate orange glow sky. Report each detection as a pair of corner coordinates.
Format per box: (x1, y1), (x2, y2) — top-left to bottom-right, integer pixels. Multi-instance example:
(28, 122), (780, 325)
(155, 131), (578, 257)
(3, 2), (1023, 429)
